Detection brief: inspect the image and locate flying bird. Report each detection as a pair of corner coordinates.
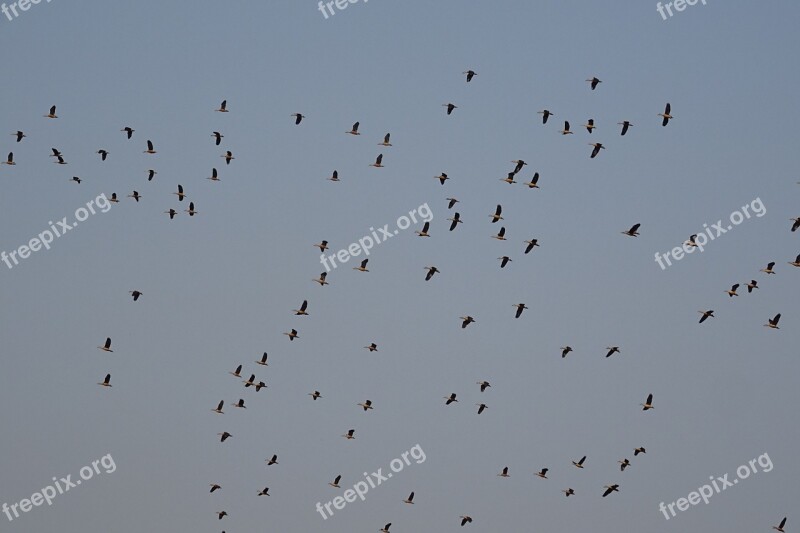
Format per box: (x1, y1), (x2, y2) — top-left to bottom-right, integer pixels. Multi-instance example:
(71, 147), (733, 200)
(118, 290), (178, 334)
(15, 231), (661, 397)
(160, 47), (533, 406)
(526, 172), (540, 188)
(233, 399), (246, 409)
(634, 447), (646, 456)
(44, 105), (58, 119)
(524, 239), (540, 254)
(284, 329), (299, 341)
(403, 491), (415, 504)
(185, 202), (197, 216)
(446, 197), (459, 209)
(764, 313), (781, 329)
(328, 170), (340, 182)
(725, 284), (739, 297)
(121, 127), (134, 139)
(129, 290), (142, 301)
(442, 103), (458, 115)
(460, 516), (473, 526)
(476, 403), (488, 414)
(314, 240), (329, 252)
(618, 121), (633, 136)
(127, 191), (141, 202)
(447, 212), (462, 231)
(309, 390), (322, 400)
(699, 310), (715, 323)
(491, 227), (507, 241)
(96, 149), (109, 161)
(489, 204), (503, 223)
(147, 169), (157, 181)
(358, 400), (373, 411)
(12, 131), (26, 142)
(209, 483), (221, 493)
(562, 488), (575, 497)
(143, 140), (156, 154)
(97, 373), (112, 387)
(215, 100), (228, 112)
(164, 208), (177, 220)
(2, 152), (15, 166)
(212, 131), (223, 145)
(535, 468), (549, 479)
(572, 456), (587, 468)
(212, 401), (224, 414)
(293, 300), (309, 316)
(513, 303), (527, 318)
(463, 69), (477, 82)
(498, 467), (509, 478)
(619, 459), (630, 471)
(789, 254), (800, 267)
(435, 172), (449, 185)
(415, 222), (431, 237)
(499, 172), (516, 185)
(370, 154), (384, 168)
(346, 122), (360, 135)
(602, 484), (620, 497)
(379, 133), (392, 146)
(313, 272), (329, 286)
(659, 103), (673, 126)
(353, 259), (369, 272)
(174, 184), (187, 201)
(761, 262), (776, 274)
(97, 337), (113, 352)
(342, 429), (355, 440)
(538, 109), (554, 124)
(791, 218), (800, 232)
(329, 475), (342, 488)
(561, 346), (573, 358)
(477, 380), (491, 392)
(772, 517), (787, 533)
(266, 454), (278, 465)
(291, 113), (305, 125)
(511, 160), (527, 174)
(444, 393), (458, 405)
(641, 393), (655, 410)
(589, 142), (605, 158)
(605, 346), (620, 358)
(222, 151), (234, 165)
(424, 266), (440, 280)
(229, 365), (242, 378)
(584, 119), (596, 133)
(586, 77), (602, 90)
(364, 343), (378, 352)
(621, 223), (641, 237)
(218, 432), (232, 442)
(560, 121), (573, 135)
(460, 316), (475, 328)
(257, 487), (270, 496)
(498, 256), (512, 268)
(747, 279), (759, 293)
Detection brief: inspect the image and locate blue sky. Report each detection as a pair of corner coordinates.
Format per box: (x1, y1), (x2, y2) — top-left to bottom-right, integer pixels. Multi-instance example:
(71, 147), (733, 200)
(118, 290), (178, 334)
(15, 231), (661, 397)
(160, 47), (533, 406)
(1, 1), (799, 531)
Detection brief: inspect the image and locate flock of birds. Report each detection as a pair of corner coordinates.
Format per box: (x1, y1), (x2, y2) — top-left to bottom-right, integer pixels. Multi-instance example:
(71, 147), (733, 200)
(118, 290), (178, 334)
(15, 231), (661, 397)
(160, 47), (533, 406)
(3, 68), (794, 532)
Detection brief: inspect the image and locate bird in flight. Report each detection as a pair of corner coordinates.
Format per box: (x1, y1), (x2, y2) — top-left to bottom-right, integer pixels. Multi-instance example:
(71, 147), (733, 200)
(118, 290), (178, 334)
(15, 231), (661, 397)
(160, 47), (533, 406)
(98, 337), (113, 352)
(698, 310), (715, 323)
(463, 69), (477, 82)
(659, 103), (673, 126)
(97, 373), (112, 388)
(586, 76), (602, 90)
(291, 113), (305, 125)
(442, 103), (458, 115)
(121, 126), (134, 139)
(641, 393), (655, 411)
(602, 484), (620, 497)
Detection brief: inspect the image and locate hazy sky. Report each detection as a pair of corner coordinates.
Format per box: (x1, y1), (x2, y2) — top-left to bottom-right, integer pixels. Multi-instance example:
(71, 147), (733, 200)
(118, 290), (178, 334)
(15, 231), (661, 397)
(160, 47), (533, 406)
(1, 1), (799, 532)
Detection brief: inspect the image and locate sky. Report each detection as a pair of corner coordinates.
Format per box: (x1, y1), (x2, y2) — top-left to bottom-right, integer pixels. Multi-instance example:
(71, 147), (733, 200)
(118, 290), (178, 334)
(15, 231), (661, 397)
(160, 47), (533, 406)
(1, 1), (799, 532)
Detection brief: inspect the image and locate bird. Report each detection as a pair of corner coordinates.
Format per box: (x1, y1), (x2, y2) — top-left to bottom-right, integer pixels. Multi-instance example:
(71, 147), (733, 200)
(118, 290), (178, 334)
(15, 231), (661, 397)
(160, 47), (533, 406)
(584, 119), (596, 133)
(764, 313), (781, 329)
(291, 113), (305, 125)
(97, 337), (113, 352)
(222, 151), (234, 165)
(526, 172), (540, 188)
(498, 256), (512, 268)
(586, 76), (602, 90)
(229, 365), (242, 378)
(185, 202), (197, 216)
(561, 346), (573, 358)
(403, 491), (415, 504)
(346, 121), (360, 135)
(634, 447), (646, 456)
(44, 105), (58, 119)
(293, 300), (309, 316)
(463, 69), (477, 82)
(212, 401), (224, 414)
(284, 328), (299, 341)
(164, 208), (177, 220)
(379, 523), (392, 533)
(535, 468), (549, 479)
(121, 127), (134, 139)
(329, 475), (342, 488)
(0, 152), (16, 166)
(489, 204), (503, 223)
(314, 240), (329, 252)
(491, 227), (507, 241)
(242, 374), (257, 388)
(143, 140), (156, 154)
(328, 170), (340, 182)
(216, 511), (228, 519)
(699, 310), (715, 323)
(460, 316), (475, 328)
(53, 155), (67, 165)
(513, 303), (527, 318)
(476, 403), (488, 414)
(97, 149), (109, 161)
(538, 109), (554, 124)
(129, 290), (142, 301)
(309, 390), (322, 400)
(49, 148), (63, 158)
(173, 184), (187, 201)
(605, 346), (620, 358)
(789, 254), (800, 267)
(233, 399), (246, 409)
(212, 131), (223, 145)
(621, 223), (641, 237)
(255, 381), (267, 392)
(370, 154), (384, 168)
(477, 380), (491, 392)
(215, 100), (228, 112)
(761, 262), (776, 274)
(70, 176), (81, 184)
(97, 374), (112, 387)
(364, 343), (378, 352)
(108, 193), (119, 203)
(257, 487), (270, 496)
(434, 172), (449, 185)
(353, 259), (369, 272)
(378, 133), (392, 146)
(618, 121), (633, 136)
(424, 266), (440, 281)
(447, 212), (462, 231)
(602, 484), (620, 497)
(266, 454), (278, 465)
(792, 218), (800, 232)
(524, 239), (540, 254)
(659, 102), (673, 126)
(342, 429), (355, 440)
(747, 279), (759, 293)
(442, 103), (457, 115)
(619, 459), (630, 471)
(589, 142), (605, 158)
(147, 169), (157, 181)
(562, 488), (575, 497)
(725, 284), (739, 297)
(444, 393), (458, 405)
(313, 272), (329, 286)
(572, 456), (587, 468)
(358, 400), (373, 411)
(415, 221), (431, 237)
(560, 121), (573, 135)
(499, 172), (516, 185)
(498, 467), (509, 478)
(460, 516), (473, 526)
(511, 160), (527, 174)
(11, 131), (26, 142)
(446, 197), (459, 209)
(127, 191), (141, 202)
(772, 517), (787, 532)
(641, 393), (655, 410)
(218, 432), (232, 442)
(209, 483), (221, 493)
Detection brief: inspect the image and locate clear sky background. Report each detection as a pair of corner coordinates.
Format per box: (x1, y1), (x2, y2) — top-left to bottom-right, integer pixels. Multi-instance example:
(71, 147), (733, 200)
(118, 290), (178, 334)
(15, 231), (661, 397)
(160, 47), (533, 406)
(1, 1), (799, 532)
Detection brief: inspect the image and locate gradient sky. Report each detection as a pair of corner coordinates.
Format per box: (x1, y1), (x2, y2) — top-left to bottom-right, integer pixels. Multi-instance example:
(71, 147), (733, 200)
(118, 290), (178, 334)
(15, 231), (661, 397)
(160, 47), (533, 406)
(1, 1), (799, 532)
